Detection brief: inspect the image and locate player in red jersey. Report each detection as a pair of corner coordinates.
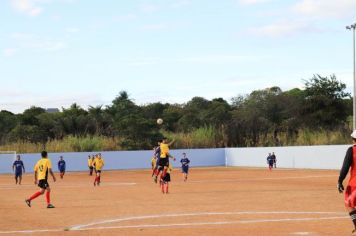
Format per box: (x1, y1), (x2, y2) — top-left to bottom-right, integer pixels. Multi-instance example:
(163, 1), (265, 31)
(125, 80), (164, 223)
(338, 130), (356, 236)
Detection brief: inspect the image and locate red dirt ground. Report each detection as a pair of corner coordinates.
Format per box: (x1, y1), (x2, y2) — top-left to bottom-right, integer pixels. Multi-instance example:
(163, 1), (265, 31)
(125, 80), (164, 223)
(0, 167), (351, 235)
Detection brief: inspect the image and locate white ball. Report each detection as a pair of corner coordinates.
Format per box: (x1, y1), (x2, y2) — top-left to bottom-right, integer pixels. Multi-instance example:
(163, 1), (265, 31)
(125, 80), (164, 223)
(157, 118), (163, 125)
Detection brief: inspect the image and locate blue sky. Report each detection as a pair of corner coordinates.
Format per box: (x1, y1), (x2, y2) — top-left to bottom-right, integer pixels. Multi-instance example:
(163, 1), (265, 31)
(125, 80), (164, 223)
(1, 0), (356, 113)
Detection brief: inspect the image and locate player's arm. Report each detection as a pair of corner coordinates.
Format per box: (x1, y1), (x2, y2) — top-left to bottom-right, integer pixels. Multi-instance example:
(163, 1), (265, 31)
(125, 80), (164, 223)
(338, 147), (353, 193)
(34, 170), (38, 184)
(22, 162), (25, 173)
(49, 168), (56, 182)
(64, 161), (66, 170)
(168, 139), (175, 146)
(12, 162), (15, 172)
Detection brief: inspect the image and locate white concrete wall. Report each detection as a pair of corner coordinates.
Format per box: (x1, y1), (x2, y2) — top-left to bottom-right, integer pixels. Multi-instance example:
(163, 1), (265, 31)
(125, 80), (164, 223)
(0, 148), (225, 174)
(0, 145), (350, 174)
(225, 145), (349, 170)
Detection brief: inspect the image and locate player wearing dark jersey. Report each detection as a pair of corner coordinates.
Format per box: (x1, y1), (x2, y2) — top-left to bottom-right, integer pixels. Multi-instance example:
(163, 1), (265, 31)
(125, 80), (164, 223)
(57, 156), (66, 179)
(271, 152), (277, 168)
(12, 155), (25, 185)
(267, 153), (273, 171)
(180, 152), (190, 182)
(338, 130), (356, 236)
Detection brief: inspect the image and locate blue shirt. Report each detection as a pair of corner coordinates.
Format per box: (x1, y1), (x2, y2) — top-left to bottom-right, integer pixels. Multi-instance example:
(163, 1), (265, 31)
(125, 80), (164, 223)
(155, 146), (161, 159)
(13, 160), (24, 173)
(58, 160), (66, 171)
(180, 158), (190, 166)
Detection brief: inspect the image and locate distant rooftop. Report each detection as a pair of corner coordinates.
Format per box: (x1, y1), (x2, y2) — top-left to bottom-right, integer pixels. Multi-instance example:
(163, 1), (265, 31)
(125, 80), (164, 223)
(45, 108), (60, 113)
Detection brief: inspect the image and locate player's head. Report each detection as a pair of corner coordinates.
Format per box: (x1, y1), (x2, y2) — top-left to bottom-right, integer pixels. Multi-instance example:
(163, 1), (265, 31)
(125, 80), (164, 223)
(182, 152), (186, 157)
(162, 137), (168, 143)
(41, 151), (48, 158)
(351, 130), (356, 143)
(60, 156), (63, 160)
(157, 139), (162, 145)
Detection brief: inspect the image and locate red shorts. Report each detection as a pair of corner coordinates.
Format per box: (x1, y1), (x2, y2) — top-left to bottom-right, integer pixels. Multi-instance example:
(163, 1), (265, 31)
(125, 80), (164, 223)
(345, 185), (356, 207)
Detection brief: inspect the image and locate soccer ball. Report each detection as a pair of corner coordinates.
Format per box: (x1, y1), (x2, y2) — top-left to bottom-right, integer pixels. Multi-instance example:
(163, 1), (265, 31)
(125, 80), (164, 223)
(157, 118), (163, 125)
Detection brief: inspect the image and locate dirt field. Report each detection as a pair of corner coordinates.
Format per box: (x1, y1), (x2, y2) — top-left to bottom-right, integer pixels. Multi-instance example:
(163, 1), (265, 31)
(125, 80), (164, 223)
(0, 167), (351, 236)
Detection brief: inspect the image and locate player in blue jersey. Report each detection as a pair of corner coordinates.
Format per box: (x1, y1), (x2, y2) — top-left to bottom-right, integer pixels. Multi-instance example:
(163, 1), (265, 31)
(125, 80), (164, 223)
(267, 153), (273, 171)
(57, 156), (66, 179)
(180, 152), (190, 181)
(12, 155), (25, 185)
(152, 140), (162, 182)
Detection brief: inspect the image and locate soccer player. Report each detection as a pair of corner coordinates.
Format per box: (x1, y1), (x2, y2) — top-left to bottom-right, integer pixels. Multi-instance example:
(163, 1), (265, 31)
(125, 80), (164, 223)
(151, 148), (157, 175)
(267, 153), (273, 171)
(12, 155), (25, 185)
(93, 153), (104, 186)
(271, 152), (277, 168)
(180, 152), (190, 182)
(57, 156), (66, 179)
(337, 130), (356, 236)
(88, 155), (94, 176)
(161, 162), (172, 194)
(152, 140), (161, 179)
(25, 151), (56, 208)
(155, 137), (175, 182)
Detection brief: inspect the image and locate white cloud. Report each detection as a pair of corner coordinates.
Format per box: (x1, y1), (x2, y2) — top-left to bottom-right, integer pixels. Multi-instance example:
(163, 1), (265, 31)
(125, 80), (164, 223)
(142, 23), (167, 30)
(238, 0), (272, 5)
(3, 48), (18, 57)
(139, 4), (160, 13)
(247, 21), (322, 37)
(10, 0), (44, 16)
(65, 27), (79, 33)
(294, 0), (356, 19)
(9, 33), (67, 52)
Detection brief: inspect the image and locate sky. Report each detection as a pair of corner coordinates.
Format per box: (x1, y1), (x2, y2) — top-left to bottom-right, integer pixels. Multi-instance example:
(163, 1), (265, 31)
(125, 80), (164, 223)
(1, 0), (356, 113)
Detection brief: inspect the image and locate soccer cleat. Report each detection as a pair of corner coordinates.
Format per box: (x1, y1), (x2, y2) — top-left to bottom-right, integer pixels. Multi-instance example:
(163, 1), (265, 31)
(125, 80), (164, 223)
(47, 204), (55, 208)
(25, 199), (31, 207)
(153, 176), (157, 183)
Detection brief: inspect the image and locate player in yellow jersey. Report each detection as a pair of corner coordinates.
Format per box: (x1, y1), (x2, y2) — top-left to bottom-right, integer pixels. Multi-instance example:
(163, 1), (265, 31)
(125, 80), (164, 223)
(161, 162), (172, 194)
(156, 137), (175, 182)
(88, 155), (94, 176)
(25, 151), (56, 208)
(151, 147), (157, 175)
(93, 153), (104, 186)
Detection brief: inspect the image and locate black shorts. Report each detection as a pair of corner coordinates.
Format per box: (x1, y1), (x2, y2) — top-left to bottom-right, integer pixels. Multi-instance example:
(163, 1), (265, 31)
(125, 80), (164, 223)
(89, 166), (93, 170)
(38, 179), (49, 189)
(15, 172), (22, 178)
(159, 158), (169, 167)
(96, 170), (101, 174)
(162, 173), (171, 182)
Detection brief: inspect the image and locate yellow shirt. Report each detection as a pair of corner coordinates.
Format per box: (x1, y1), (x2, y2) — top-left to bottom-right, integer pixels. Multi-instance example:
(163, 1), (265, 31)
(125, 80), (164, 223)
(88, 158), (93, 167)
(34, 158), (52, 180)
(151, 157), (156, 169)
(160, 143), (169, 158)
(94, 158), (104, 171)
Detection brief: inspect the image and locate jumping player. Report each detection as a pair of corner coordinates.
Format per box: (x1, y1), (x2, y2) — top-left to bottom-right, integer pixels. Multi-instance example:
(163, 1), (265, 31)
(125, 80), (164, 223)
(161, 162), (172, 194)
(93, 154), (104, 186)
(338, 130), (356, 236)
(267, 153), (273, 171)
(58, 156), (66, 179)
(12, 155), (25, 185)
(155, 137), (175, 182)
(180, 152), (190, 182)
(25, 151), (56, 208)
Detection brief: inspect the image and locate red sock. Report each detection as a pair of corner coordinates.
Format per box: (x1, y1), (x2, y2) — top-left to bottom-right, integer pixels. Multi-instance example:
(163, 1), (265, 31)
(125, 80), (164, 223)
(161, 183), (165, 193)
(161, 168), (167, 178)
(46, 191), (50, 204)
(94, 176), (98, 183)
(29, 191), (42, 201)
(98, 176), (101, 183)
(165, 184), (169, 193)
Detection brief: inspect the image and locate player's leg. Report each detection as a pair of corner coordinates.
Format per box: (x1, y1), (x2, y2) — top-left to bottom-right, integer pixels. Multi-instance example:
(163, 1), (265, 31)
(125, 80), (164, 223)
(345, 186), (356, 234)
(25, 184), (45, 207)
(19, 174), (22, 185)
(46, 186), (55, 208)
(15, 174), (18, 184)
